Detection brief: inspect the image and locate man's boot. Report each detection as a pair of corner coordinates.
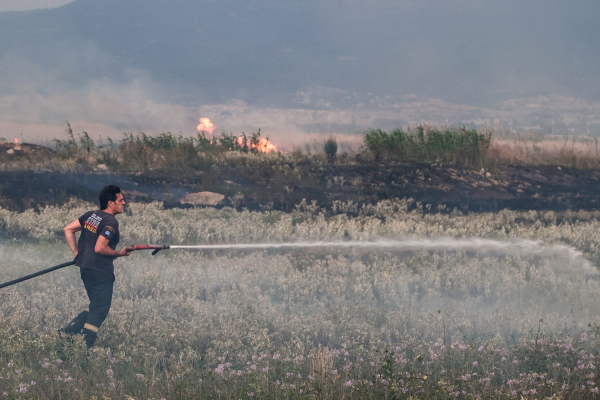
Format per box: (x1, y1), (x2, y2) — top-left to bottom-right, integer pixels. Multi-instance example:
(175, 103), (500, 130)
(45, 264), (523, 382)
(60, 309), (89, 334)
(82, 323), (99, 348)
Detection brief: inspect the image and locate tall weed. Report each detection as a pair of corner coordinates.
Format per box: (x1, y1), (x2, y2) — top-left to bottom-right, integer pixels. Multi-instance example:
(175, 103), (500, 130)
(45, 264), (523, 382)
(364, 126), (491, 168)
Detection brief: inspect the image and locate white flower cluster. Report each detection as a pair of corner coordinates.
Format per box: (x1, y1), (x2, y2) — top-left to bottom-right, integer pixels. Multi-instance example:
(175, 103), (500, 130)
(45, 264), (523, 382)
(0, 200), (599, 356)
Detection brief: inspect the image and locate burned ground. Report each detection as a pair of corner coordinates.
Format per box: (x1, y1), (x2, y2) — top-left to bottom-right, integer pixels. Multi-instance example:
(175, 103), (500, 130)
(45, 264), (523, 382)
(0, 156), (595, 214)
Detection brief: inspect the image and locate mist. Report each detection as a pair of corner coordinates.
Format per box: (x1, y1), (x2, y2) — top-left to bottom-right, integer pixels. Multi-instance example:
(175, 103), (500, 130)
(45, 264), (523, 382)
(2, 236), (598, 344)
(2, 198), (600, 396)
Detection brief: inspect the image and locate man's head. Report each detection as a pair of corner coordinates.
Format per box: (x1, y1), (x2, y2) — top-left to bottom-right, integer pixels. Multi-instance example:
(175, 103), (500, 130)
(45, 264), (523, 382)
(99, 185), (125, 215)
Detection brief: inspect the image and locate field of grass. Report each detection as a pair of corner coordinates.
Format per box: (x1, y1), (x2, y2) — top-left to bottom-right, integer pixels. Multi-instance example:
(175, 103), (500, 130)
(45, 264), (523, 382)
(2, 199), (600, 398)
(489, 136), (600, 169)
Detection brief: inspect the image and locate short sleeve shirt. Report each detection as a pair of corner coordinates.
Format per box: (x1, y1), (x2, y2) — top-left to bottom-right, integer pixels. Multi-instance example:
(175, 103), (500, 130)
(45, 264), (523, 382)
(76, 210), (120, 272)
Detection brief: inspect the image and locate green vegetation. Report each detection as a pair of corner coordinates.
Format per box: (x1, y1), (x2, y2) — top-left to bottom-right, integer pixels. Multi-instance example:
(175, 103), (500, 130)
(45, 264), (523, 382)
(364, 126), (491, 168)
(52, 124), (274, 174)
(1, 200), (600, 398)
(53, 122), (95, 162)
(323, 136), (338, 164)
(50, 123), (493, 174)
(7, 123), (600, 177)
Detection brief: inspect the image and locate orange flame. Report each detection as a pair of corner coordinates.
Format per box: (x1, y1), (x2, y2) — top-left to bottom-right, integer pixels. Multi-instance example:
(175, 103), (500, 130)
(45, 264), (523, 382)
(237, 136), (278, 153)
(197, 117), (215, 134)
(257, 138), (277, 153)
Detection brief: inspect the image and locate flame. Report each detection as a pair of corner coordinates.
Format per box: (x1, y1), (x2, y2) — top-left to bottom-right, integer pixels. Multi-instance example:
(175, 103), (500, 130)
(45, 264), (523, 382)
(197, 117), (215, 134)
(236, 136), (278, 153)
(256, 138), (277, 153)
(14, 138), (19, 144)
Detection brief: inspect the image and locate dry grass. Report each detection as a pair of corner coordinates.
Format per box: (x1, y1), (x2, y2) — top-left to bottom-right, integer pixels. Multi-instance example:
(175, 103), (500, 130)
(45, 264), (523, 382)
(488, 136), (600, 169)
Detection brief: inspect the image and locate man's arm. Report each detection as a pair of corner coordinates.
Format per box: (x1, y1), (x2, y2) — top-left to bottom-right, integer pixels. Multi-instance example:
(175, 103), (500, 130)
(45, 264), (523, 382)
(95, 236), (130, 258)
(64, 219), (82, 258)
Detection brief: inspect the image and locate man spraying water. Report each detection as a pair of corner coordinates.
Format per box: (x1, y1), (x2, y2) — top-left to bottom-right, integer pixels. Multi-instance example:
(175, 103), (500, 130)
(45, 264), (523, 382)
(60, 185), (131, 348)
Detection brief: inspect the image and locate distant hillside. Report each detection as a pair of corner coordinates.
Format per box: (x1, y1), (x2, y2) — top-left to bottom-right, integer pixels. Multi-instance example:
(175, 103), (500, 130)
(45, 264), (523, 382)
(1, 0), (599, 107)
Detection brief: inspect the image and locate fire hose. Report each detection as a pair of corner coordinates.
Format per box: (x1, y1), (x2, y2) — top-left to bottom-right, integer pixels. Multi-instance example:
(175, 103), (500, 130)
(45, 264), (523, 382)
(0, 244), (169, 289)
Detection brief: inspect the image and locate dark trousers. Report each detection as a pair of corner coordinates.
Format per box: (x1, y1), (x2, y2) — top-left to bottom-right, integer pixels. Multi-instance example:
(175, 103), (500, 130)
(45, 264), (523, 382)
(63, 267), (114, 348)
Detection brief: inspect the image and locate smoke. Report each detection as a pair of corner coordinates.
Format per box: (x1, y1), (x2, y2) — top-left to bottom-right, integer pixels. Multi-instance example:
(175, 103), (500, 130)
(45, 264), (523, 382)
(196, 118), (215, 135)
(0, 48), (197, 142)
(2, 1), (600, 146)
(0, 0), (75, 12)
(3, 77), (600, 149)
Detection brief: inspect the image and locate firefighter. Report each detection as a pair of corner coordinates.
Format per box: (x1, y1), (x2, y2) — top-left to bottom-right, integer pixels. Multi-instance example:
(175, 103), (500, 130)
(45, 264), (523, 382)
(60, 184), (130, 348)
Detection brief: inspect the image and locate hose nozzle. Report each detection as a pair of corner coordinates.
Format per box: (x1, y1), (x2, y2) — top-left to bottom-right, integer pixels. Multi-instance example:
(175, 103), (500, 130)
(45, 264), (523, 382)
(126, 244), (170, 255)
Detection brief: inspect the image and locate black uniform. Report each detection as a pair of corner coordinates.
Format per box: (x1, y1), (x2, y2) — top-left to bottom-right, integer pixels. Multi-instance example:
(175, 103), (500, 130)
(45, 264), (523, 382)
(62, 210), (120, 348)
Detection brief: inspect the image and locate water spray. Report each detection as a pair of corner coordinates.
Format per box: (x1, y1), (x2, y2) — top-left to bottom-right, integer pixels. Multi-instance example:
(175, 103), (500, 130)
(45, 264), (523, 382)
(1, 238), (595, 289)
(129, 238), (597, 273)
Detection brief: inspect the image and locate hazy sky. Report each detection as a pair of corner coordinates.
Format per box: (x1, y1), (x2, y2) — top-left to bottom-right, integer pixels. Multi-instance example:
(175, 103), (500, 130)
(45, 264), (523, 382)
(0, 0), (75, 12)
(1, 0), (599, 146)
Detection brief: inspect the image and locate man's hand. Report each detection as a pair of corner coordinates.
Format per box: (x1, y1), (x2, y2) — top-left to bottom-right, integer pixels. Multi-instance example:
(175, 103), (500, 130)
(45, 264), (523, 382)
(95, 236), (130, 257)
(116, 247), (131, 257)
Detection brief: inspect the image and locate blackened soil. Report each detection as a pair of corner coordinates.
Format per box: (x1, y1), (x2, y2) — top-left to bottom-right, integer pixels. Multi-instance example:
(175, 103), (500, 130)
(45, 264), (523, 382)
(0, 161), (598, 214)
(322, 163), (597, 214)
(0, 171), (188, 211)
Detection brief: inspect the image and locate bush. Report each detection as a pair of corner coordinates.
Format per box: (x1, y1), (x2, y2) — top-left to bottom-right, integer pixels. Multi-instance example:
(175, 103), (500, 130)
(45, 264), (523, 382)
(364, 126), (491, 168)
(95, 129), (272, 174)
(324, 136), (338, 164)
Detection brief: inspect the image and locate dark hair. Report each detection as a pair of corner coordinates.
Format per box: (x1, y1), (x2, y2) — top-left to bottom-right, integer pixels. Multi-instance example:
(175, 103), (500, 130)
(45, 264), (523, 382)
(99, 185), (121, 210)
